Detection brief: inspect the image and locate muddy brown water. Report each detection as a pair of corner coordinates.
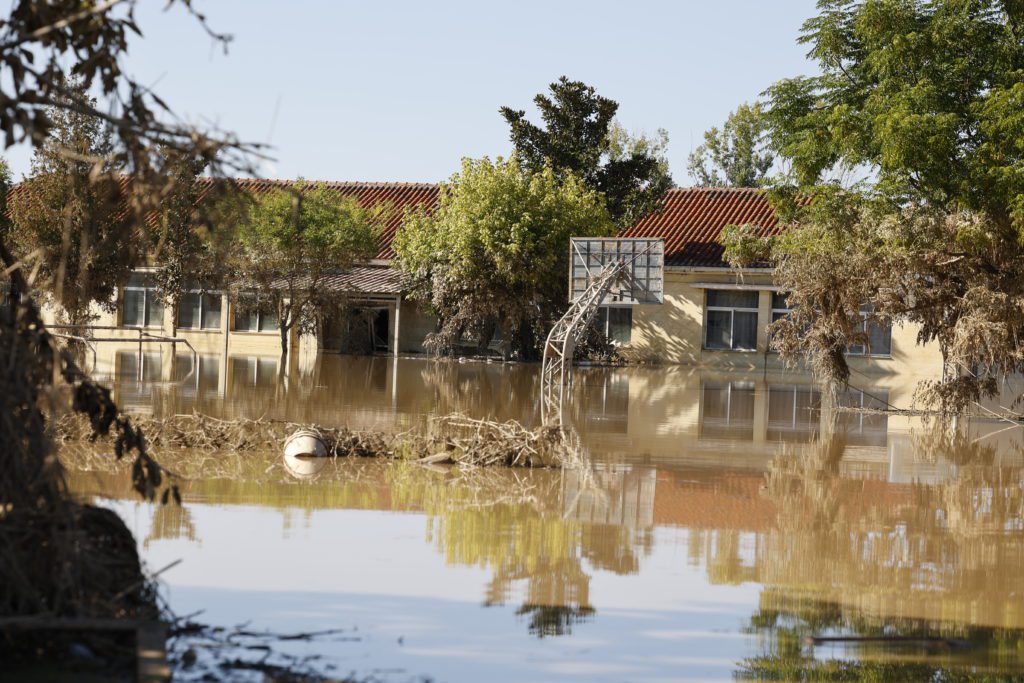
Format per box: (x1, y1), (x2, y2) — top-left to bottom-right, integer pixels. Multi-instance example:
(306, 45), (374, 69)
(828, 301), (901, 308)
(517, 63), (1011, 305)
(63, 355), (1024, 681)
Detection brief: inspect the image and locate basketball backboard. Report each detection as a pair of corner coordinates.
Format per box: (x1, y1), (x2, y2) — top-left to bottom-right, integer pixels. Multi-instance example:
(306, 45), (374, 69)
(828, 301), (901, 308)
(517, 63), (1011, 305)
(569, 237), (664, 305)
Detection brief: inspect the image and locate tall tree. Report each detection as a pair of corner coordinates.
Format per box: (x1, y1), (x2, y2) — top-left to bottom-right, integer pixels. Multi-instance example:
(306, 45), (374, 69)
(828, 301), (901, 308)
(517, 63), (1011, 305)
(394, 157), (615, 358)
(150, 153), (239, 306)
(688, 102), (774, 187)
(8, 80), (136, 326)
(724, 0), (1024, 412)
(501, 77), (673, 226)
(233, 184), (381, 356)
(0, 0), (257, 636)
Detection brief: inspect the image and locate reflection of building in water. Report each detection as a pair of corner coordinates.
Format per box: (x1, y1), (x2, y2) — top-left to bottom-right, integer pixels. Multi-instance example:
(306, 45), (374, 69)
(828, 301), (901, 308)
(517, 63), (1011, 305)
(699, 380), (890, 446)
(562, 466), (656, 528)
(99, 353), (1024, 480)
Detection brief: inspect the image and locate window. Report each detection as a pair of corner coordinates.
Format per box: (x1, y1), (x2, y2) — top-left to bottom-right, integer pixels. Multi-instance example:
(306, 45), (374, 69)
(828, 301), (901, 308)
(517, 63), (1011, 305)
(233, 297), (279, 333)
(848, 307), (892, 357)
(122, 273), (164, 328)
(704, 289), (758, 350)
(177, 290), (222, 330)
(595, 306), (632, 344)
(771, 291), (791, 324)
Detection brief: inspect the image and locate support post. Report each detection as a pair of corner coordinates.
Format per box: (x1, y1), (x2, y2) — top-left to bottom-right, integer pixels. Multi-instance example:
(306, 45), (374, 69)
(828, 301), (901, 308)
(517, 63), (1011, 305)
(219, 293), (229, 397)
(393, 295), (401, 358)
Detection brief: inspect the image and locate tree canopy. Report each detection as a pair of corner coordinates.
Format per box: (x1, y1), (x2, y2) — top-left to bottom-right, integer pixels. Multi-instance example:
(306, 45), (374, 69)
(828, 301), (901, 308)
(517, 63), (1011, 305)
(687, 102), (774, 187)
(8, 81), (136, 326)
(232, 184), (382, 355)
(727, 0), (1024, 411)
(393, 156), (615, 358)
(500, 77), (673, 227)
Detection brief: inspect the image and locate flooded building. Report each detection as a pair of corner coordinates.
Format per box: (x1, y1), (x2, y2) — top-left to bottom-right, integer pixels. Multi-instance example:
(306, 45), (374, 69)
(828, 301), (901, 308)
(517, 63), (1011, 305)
(45, 182), (943, 380)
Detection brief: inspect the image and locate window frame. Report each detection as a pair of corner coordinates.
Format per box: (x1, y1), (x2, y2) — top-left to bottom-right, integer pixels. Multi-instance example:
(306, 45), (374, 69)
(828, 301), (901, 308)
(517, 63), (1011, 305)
(848, 308), (892, 358)
(232, 295), (280, 334)
(595, 305), (633, 345)
(121, 275), (164, 329)
(176, 289), (223, 331)
(703, 289), (759, 352)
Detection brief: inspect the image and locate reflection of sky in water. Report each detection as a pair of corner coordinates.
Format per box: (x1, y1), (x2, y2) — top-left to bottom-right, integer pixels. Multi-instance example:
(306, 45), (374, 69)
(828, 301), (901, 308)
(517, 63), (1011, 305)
(112, 501), (761, 682)
(75, 356), (1024, 680)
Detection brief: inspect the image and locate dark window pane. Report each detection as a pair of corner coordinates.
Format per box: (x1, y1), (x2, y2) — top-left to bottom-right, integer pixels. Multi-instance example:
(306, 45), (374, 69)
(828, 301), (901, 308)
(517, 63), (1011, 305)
(202, 293), (222, 329)
(234, 304), (258, 332)
(867, 321), (891, 355)
(771, 292), (791, 310)
(177, 292), (201, 329)
(608, 307), (632, 344)
(707, 289), (758, 309)
(258, 304), (279, 333)
(705, 310), (731, 349)
(733, 311), (758, 350)
(126, 272), (150, 288)
(146, 294), (164, 328)
(122, 289), (144, 327)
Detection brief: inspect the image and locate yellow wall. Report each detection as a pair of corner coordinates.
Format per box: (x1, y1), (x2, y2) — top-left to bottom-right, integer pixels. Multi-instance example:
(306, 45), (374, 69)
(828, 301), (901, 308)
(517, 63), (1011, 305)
(42, 266), (946, 378)
(627, 268), (945, 378)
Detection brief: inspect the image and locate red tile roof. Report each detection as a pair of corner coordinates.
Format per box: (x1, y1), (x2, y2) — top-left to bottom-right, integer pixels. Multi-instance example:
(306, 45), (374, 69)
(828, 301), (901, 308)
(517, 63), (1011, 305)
(620, 187), (781, 268)
(200, 179), (439, 261)
(207, 183), (780, 267)
(13, 178), (780, 268)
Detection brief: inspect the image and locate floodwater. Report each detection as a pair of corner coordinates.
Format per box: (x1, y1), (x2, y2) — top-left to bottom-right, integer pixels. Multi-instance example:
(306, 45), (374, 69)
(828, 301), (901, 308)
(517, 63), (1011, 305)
(63, 354), (1024, 681)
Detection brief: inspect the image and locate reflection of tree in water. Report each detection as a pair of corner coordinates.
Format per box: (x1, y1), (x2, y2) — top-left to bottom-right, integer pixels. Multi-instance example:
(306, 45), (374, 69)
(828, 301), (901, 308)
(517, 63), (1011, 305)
(65, 454), (656, 639)
(516, 604), (596, 638)
(418, 361), (539, 423)
(390, 466), (652, 637)
(732, 417), (1024, 678)
(144, 501), (198, 549)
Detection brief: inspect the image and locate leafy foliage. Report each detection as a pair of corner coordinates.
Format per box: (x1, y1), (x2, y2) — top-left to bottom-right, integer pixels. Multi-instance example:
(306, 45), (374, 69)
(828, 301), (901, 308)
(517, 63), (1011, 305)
(501, 77), (674, 226)
(393, 157), (614, 358)
(0, 0), (255, 630)
(747, 0), (1024, 411)
(8, 81), (136, 326)
(149, 152), (236, 304)
(232, 184), (382, 354)
(688, 102), (774, 187)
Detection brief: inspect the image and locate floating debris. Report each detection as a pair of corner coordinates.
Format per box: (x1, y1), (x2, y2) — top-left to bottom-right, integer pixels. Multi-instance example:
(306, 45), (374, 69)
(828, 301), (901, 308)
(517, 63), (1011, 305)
(56, 413), (582, 469)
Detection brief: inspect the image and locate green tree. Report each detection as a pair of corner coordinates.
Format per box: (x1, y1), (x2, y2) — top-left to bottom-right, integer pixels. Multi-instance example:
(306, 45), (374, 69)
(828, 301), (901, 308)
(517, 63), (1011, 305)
(726, 0), (1024, 411)
(394, 157), (614, 358)
(8, 80), (136, 327)
(233, 184), (381, 356)
(501, 77), (674, 227)
(687, 102), (774, 187)
(151, 153), (209, 303)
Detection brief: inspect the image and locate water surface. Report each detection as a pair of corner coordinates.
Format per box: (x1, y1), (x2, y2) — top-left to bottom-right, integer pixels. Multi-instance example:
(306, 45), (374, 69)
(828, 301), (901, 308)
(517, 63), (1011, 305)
(65, 355), (1024, 681)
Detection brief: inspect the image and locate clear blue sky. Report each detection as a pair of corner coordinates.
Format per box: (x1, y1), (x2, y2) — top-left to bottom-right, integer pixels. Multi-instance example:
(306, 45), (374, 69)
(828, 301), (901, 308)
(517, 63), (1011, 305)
(6, 0), (820, 185)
